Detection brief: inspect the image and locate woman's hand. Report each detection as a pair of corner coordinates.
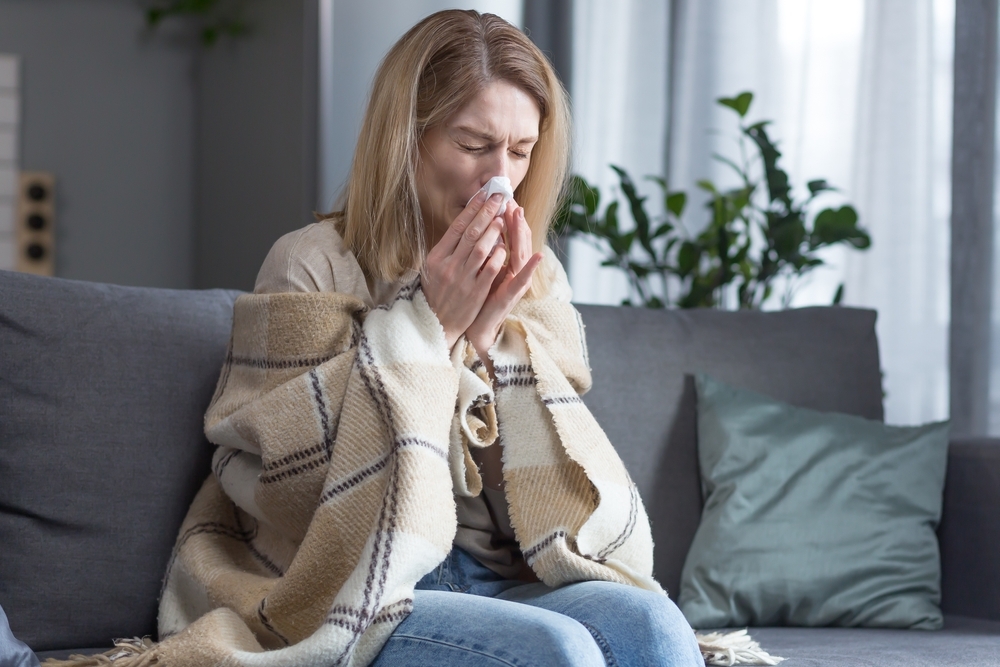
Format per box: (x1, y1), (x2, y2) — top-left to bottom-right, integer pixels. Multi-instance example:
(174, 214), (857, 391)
(465, 202), (543, 359)
(422, 191), (510, 350)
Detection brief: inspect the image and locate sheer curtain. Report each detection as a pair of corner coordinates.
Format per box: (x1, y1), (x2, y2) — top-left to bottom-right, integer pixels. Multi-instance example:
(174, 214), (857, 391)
(567, 0), (670, 305)
(568, 0), (954, 426)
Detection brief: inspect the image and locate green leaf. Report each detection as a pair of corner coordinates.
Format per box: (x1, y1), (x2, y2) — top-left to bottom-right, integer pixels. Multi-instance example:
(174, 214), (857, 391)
(717, 91), (754, 117)
(582, 182), (600, 216)
(769, 212), (807, 257)
(811, 206), (870, 249)
(628, 261), (652, 278)
(611, 165), (654, 255)
(608, 229), (635, 256)
(666, 191), (687, 218)
(604, 200), (620, 235)
(677, 241), (700, 276)
(696, 179), (717, 194)
(744, 122), (791, 206)
(807, 179), (833, 196)
(651, 222), (674, 240)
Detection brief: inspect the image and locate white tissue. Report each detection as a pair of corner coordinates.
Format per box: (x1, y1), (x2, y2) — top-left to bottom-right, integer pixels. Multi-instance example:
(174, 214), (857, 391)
(470, 176), (514, 214)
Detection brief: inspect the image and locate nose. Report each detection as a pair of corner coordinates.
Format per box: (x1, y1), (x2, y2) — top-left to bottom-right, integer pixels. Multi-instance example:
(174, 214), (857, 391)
(484, 150), (510, 182)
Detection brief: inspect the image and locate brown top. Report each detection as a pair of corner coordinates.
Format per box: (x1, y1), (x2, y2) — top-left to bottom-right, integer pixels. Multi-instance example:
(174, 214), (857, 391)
(254, 219), (524, 578)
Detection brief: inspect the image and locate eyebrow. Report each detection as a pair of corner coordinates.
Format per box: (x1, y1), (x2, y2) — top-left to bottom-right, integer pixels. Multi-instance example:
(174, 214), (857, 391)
(454, 125), (538, 144)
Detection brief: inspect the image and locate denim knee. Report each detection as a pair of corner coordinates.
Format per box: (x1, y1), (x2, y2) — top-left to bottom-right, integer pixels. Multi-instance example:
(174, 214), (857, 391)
(522, 614), (606, 667)
(532, 581), (704, 667)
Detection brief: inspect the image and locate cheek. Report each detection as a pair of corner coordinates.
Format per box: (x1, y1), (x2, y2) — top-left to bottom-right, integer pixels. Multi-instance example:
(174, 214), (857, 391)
(511, 159), (532, 192)
(428, 154), (474, 196)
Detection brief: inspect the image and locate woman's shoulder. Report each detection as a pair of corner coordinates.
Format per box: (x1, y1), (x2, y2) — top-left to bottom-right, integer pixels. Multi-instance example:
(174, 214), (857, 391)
(253, 219), (373, 304)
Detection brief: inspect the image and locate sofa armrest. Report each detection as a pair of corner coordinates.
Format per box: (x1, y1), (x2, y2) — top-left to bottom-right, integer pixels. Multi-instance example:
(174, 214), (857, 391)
(939, 437), (1000, 620)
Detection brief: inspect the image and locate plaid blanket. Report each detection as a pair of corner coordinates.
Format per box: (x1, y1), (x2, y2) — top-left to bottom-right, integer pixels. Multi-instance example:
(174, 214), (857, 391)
(71, 277), (658, 667)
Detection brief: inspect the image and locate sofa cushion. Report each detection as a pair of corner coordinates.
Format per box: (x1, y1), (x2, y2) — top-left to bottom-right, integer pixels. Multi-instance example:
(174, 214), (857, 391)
(575, 305), (883, 598)
(0, 270), (239, 651)
(749, 615), (1000, 666)
(679, 374), (948, 629)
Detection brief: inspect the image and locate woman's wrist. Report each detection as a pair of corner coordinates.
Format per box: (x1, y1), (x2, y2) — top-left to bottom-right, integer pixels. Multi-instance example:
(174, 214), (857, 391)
(468, 327), (499, 359)
(445, 330), (462, 352)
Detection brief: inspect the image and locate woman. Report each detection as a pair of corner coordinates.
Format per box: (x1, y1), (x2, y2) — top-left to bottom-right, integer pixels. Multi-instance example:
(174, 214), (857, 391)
(78, 10), (704, 667)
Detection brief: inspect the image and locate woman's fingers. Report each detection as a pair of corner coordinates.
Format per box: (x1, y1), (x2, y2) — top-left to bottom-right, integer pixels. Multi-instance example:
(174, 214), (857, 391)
(476, 243), (507, 287)
(484, 251), (542, 315)
(463, 217), (505, 274)
(464, 252), (543, 353)
(454, 194), (506, 259)
(506, 251), (543, 298)
(508, 206), (532, 274)
(432, 189), (490, 258)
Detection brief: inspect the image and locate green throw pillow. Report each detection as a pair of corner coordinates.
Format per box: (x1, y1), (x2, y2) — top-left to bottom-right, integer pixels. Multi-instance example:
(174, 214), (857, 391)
(679, 374), (949, 630)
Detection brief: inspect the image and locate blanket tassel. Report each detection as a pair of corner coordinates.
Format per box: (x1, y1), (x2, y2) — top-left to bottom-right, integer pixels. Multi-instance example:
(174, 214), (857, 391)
(41, 637), (158, 667)
(696, 629), (784, 666)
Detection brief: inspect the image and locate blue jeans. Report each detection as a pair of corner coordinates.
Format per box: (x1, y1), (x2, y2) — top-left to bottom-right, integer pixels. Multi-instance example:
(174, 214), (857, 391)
(0, 603), (39, 667)
(371, 547), (703, 667)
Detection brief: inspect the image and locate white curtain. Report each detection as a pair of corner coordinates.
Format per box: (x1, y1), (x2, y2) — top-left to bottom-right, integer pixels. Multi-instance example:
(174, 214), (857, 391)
(569, 0), (954, 426)
(568, 0), (670, 305)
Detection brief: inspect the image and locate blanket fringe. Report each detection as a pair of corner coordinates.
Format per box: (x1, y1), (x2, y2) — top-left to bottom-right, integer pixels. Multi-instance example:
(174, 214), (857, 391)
(41, 637), (158, 667)
(696, 629), (784, 666)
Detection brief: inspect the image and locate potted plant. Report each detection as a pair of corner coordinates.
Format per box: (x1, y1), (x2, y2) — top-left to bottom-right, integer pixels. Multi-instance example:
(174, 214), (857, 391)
(554, 92), (871, 309)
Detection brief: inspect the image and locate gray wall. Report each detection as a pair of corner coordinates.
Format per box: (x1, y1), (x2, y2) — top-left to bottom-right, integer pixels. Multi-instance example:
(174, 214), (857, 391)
(194, 0), (319, 291)
(0, 0), (196, 288)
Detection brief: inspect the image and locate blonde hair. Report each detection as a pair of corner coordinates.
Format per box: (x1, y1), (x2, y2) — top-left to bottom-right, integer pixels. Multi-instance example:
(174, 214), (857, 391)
(325, 9), (571, 295)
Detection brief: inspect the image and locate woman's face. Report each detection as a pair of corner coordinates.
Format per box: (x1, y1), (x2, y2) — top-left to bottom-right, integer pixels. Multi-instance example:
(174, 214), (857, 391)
(417, 80), (541, 246)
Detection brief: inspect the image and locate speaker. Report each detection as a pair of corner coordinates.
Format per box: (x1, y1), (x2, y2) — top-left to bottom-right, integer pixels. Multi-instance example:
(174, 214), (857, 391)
(16, 171), (55, 276)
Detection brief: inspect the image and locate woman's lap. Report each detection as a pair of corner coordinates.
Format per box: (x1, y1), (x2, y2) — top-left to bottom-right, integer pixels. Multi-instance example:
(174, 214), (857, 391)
(372, 548), (702, 667)
(497, 580), (703, 667)
(372, 589), (606, 667)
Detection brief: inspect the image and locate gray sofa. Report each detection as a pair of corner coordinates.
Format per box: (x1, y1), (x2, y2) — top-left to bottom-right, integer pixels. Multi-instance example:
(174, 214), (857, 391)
(1, 268), (998, 666)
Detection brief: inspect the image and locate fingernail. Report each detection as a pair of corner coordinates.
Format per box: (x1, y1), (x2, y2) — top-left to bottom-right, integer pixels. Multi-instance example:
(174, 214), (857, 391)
(475, 189), (488, 202)
(489, 193), (503, 203)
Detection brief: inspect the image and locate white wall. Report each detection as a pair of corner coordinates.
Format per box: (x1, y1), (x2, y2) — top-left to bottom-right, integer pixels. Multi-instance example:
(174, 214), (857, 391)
(194, 0), (319, 291)
(318, 0), (523, 211)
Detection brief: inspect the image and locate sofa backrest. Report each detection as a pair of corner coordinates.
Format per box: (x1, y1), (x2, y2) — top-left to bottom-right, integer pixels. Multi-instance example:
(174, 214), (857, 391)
(0, 270), (884, 651)
(575, 304), (884, 598)
(0, 270), (239, 651)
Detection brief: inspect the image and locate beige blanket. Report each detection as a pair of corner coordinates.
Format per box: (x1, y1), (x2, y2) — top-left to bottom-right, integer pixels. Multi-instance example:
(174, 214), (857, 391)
(59, 277), (657, 667)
